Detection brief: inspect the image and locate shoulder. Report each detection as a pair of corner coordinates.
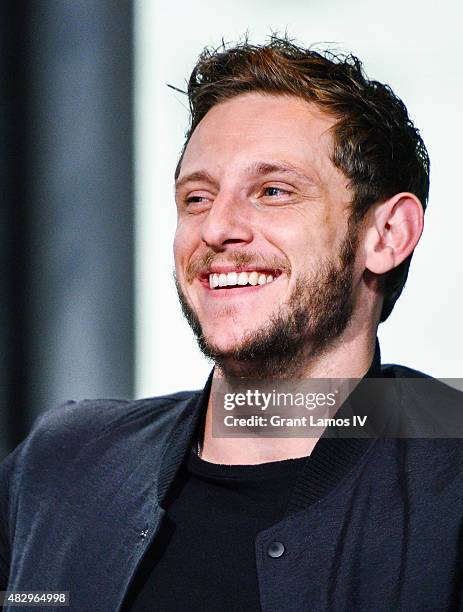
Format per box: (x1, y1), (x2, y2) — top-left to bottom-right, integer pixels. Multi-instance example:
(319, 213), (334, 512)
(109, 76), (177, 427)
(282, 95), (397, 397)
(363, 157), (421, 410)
(23, 389), (201, 457)
(381, 362), (434, 379)
(31, 390), (200, 437)
(380, 362), (463, 437)
(0, 389), (201, 502)
(375, 364), (463, 497)
(381, 362), (462, 400)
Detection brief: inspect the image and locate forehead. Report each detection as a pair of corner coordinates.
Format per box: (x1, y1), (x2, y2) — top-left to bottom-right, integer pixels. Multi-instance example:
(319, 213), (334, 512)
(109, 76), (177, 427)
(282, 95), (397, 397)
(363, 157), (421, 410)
(180, 92), (337, 180)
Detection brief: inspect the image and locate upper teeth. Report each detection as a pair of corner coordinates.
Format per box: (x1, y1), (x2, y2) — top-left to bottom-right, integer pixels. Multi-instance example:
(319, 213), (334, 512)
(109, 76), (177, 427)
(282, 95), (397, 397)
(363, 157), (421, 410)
(209, 271), (274, 289)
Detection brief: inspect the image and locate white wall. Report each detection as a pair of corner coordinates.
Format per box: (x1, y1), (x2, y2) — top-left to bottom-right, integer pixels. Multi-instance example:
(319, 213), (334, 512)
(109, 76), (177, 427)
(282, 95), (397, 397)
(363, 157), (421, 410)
(135, 0), (462, 398)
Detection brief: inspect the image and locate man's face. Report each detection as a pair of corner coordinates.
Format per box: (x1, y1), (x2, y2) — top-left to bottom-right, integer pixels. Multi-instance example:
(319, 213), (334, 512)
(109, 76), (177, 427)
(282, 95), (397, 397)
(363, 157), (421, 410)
(174, 92), (359, 376)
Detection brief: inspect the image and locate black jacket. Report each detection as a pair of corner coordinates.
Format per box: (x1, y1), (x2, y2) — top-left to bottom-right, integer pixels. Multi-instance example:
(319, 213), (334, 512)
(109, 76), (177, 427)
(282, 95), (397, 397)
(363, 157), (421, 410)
(1, 358), (463, 611)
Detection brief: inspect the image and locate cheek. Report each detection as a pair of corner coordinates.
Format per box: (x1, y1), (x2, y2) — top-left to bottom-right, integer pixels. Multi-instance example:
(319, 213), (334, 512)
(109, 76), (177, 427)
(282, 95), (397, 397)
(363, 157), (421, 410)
(322, 211), (344, 249)
(173, 222), (195, 266)
(270, 205), (339, 256)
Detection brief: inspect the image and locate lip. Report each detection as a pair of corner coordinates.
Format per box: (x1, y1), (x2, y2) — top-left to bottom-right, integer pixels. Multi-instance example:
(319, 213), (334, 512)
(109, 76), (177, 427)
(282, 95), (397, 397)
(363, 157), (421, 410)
(196, 272), (284, 298)
(197, 266), (283, 284)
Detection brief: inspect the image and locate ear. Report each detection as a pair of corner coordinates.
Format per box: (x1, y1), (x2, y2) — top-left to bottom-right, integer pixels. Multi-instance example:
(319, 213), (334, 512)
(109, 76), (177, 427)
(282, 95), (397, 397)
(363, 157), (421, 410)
(363, 192), (424, 275)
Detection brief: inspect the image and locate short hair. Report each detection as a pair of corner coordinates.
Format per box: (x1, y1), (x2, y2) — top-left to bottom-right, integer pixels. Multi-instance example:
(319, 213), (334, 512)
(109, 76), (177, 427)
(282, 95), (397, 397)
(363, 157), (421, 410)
(175, 35), (430, 322)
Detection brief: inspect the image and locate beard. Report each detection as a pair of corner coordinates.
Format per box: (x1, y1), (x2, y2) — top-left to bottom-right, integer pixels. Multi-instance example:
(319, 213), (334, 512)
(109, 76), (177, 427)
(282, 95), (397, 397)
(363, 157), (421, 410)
(175, 222), (359, 379)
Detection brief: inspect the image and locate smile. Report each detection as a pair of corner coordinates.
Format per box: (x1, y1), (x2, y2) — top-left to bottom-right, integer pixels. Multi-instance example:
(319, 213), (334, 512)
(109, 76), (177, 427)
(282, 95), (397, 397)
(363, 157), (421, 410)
(208, 271), (275, 289)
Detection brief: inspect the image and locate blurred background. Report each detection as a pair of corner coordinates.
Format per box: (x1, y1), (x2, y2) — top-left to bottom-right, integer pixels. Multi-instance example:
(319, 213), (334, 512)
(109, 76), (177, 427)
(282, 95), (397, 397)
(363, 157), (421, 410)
(1, 0), (462, 460)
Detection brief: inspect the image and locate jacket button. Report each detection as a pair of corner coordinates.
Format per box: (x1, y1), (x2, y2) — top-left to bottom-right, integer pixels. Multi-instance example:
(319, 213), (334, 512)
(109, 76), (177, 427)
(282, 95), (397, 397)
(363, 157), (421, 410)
(267, 541), (285, 558)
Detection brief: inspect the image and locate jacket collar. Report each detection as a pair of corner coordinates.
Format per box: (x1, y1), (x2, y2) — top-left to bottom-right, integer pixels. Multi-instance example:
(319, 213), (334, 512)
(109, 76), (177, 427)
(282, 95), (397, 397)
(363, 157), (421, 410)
(286, 338), (381, 515)
(157, 373), (213, 506)
(157, 338), (382, 513)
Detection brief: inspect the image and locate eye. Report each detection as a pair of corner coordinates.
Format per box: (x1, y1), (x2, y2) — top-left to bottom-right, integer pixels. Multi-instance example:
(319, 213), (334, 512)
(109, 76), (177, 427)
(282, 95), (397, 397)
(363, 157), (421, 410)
(186, 195), (209, 204)
(183, 193), (212, 212)
(252, 183), (296, 209)
(262, 186), (291, 197)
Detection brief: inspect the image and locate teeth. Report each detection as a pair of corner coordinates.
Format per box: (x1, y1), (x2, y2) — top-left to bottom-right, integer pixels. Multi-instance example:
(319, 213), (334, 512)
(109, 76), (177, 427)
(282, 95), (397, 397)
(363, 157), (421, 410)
(248, 271), (258, 286)
(208, 271), (277, 288)
(238, 272), (248, 285)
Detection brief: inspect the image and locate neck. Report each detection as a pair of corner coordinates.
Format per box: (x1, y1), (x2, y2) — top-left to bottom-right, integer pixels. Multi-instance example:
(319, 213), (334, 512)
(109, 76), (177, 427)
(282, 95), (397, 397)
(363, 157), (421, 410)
(199, 329), (378, 464)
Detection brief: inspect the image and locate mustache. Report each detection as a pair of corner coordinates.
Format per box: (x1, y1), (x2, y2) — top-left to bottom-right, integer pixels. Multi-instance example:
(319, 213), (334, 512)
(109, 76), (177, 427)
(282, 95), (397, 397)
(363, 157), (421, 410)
(185, 250), (292, 283)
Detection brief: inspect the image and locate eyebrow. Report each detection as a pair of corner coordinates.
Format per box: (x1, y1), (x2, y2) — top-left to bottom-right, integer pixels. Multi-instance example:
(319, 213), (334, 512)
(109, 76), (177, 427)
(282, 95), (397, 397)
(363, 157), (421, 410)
(175, 170), (219, 192)
(174, 161), (317, 192)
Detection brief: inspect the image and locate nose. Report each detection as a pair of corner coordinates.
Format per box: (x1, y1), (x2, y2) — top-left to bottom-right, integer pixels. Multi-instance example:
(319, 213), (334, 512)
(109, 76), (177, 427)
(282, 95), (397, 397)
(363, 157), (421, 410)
(201, 192), (253, 251)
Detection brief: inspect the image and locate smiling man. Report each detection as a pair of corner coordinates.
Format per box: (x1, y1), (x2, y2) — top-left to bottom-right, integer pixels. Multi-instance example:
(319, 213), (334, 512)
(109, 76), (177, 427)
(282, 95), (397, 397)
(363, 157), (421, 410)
(1, 37), (462, 612)
(174, 95), (366, 384)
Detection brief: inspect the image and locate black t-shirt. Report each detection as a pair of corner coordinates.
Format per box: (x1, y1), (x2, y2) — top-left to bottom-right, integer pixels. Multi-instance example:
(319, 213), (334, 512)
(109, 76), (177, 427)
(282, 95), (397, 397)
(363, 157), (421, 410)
(124, 448), (307, 611)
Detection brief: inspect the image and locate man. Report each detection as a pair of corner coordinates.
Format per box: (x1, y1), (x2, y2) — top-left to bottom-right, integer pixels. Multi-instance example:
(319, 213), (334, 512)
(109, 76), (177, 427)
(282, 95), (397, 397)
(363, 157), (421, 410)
(1, 36), (462, 611)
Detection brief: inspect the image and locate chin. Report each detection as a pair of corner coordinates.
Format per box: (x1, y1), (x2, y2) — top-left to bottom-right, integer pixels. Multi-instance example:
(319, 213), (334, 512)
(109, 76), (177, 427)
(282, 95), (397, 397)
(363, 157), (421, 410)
(202, 329), (248, 355)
